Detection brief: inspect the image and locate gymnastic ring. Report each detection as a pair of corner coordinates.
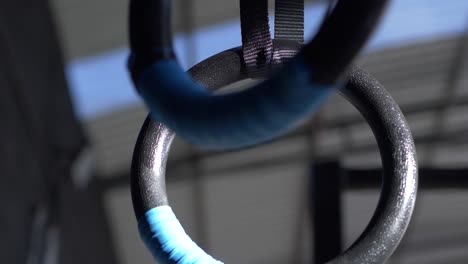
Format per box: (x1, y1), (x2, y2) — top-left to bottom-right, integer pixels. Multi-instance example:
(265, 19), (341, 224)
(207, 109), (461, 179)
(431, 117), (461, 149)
(131, 46), (418, 264)
(128, 0), (389, 150)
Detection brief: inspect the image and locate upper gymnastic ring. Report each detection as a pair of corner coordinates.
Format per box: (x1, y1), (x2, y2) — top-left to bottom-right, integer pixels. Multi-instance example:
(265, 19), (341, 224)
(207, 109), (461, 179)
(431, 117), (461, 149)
(131, 47), (418, 264)
(128, 0), (389, 150)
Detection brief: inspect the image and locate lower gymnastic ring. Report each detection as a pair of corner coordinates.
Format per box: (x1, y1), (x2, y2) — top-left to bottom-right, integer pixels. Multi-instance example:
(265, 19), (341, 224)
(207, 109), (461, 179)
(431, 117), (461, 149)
(130, 47), (418, 264)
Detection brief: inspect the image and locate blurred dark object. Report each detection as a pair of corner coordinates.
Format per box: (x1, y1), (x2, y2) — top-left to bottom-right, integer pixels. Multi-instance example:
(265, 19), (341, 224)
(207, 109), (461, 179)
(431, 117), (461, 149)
(0, 1), (114, 263)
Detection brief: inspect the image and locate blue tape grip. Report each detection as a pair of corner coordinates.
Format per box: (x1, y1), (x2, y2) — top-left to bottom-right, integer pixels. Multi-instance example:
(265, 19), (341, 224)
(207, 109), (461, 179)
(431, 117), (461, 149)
(139, 206), (223, 264)
(136, 55), (335, 149)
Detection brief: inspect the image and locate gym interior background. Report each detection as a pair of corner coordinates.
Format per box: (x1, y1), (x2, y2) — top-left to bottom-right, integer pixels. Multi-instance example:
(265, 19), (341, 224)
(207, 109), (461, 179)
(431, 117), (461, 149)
(1, 0), (468, 263)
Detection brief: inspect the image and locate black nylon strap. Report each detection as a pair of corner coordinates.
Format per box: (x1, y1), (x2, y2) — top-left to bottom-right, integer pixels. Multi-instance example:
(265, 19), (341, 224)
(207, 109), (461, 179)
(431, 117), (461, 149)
(240, 0), (305, 76)
(240, 0), (273, 78)
(274, 0), (304, 43)
(272, 0), (304, 68)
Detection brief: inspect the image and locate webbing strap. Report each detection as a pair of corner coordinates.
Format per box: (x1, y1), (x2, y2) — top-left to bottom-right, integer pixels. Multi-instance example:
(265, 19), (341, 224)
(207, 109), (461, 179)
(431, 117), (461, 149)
(240, 0), (305, 76)
(240, 0), (273, 78)
(274, 0), (304, 43)
(272, 0), (304, 67)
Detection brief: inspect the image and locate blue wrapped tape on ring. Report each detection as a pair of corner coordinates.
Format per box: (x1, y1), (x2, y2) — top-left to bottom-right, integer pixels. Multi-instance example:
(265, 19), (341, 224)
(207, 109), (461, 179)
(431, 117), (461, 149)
(139, 206), (223, 264)
(136, 55), (333, 150)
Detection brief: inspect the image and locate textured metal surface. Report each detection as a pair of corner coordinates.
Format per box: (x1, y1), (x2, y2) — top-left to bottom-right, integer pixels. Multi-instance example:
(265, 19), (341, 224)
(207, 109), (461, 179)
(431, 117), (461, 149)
(131, 45), (418, 262)
(329, 66), (418, 263)
(131, 121), (173, 218)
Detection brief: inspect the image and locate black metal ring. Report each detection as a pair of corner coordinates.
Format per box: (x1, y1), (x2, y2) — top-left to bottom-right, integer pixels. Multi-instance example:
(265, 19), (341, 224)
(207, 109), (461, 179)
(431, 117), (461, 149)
(129, 0), (389, 84)
(131, 47), (418, 263)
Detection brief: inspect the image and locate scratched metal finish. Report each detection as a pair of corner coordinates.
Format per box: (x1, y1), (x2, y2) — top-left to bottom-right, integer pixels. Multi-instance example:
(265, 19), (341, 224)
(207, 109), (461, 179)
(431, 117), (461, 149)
(131, 47), (418, 263)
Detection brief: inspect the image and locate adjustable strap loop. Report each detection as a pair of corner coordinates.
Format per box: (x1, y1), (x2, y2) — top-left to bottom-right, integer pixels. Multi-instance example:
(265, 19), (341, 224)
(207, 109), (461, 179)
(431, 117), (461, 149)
(240, 0), (273, 78)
